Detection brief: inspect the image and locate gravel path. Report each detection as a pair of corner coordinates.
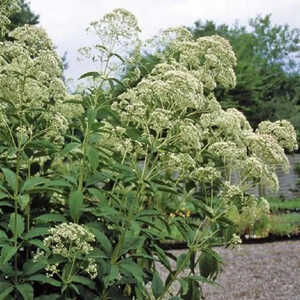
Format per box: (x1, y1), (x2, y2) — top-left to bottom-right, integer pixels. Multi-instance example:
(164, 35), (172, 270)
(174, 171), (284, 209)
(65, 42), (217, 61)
(158, 240), (300, 299)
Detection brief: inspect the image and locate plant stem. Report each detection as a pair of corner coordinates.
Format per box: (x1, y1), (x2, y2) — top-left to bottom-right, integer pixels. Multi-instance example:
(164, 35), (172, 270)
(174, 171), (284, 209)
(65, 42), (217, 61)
(14, 152), (21, 283)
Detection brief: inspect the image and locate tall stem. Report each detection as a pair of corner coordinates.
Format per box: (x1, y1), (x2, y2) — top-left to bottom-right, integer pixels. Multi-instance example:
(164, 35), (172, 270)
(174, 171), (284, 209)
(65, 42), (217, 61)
(14, 152), (21, 283)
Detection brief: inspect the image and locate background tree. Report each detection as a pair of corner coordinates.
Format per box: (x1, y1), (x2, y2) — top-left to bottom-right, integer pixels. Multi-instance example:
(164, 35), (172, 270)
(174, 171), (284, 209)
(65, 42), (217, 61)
(189, 15), (300, 143)
(8, 0), (39, 30)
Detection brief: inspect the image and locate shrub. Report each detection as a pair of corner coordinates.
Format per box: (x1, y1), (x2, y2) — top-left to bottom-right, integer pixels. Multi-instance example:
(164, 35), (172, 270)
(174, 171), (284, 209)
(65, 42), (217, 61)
(0, 3), (297, 299)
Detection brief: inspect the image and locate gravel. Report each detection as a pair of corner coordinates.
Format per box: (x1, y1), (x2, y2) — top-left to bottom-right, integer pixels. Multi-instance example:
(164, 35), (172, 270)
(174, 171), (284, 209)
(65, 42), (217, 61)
(158, 240), (300, 299)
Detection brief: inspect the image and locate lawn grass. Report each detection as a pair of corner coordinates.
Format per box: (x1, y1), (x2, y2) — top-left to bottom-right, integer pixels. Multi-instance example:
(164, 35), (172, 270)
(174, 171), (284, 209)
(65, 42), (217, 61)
(268, 213), (300, 236)
(267, 197), (300, 212)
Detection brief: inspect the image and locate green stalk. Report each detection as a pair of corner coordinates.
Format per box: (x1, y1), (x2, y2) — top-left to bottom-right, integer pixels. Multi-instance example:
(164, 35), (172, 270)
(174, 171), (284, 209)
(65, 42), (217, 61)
(13, 153), (20, 284)
(79, 124), (89, 191)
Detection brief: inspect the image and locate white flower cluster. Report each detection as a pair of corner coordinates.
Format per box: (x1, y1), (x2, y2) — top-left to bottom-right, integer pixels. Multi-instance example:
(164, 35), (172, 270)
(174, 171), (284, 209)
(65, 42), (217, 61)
(190, 167), (221, 183)
(0, 0), (20, 37)
(82, 10), (298, 211)
(245, 132), (289, 172)
(0, 25), (79, 143)
(79, 8), (141, 85)
(208, 141), (247, 162)
(240, 156), (279, 191)
(44, 223), (95, 257)
(219, 182), (245, 206)
(256, 120), (298, 152)
(42, 223), (98, 280)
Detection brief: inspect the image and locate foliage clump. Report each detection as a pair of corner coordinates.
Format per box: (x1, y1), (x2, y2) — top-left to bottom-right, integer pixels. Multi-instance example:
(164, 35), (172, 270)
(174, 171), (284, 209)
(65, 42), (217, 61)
(0, 5), (297, 300)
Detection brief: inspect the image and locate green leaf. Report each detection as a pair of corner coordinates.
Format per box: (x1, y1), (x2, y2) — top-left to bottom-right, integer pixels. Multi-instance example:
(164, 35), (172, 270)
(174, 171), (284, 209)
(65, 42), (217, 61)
(34, 214), (66, 224)
(34, 294), (60, 300)
(28, 239), (48, 251)
(87, 146), (99, 170)
(28, 274), (61, 287)
(152, 271), (164, 299)
(69, 190), (83, 223)
(152, 244), (172, 271)
(18, 194), (30, 211)
(0, 230), (8, 241)
(176, 253), (188, 270)
(2, 168), (17, 192)
(0, 286), (13, 300)
(87, 108), (97, 128)
(16, 284), (33, 300)
(120, 260), (144, 285)
(181, 279), (202, 300)
(21, 177), (49, 192)
(23, 227), (49, 240)
(0, 245), (17, 264)
(0, 192), (8, 200)
(0, 201), (13, 207)
(8, 213), (24, 238)
(79, 71), (101, 80)
(198, 251), (220, 280)
(120, 235), (145, 256)
(72, 275), (96, 290)
(103, 264), (119, 286)
(47, 180), (72, 188)
(0, 184), (8, 194)
(88, 188), (106, 201)
(61, 142), (81, 156)
(109, 52), (125, 63)
(23, 258), (47, 276)
(86, 225), (112, 255)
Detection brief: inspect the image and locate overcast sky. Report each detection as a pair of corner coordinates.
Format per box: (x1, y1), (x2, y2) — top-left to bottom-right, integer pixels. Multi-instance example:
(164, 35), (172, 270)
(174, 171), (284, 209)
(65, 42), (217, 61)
(29, 0), (300, 84)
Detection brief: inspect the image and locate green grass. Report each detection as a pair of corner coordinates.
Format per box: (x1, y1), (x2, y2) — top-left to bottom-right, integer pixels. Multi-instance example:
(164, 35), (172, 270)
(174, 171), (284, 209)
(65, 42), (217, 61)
(267, 197), (300, 212)
(269, 213), (300, 236)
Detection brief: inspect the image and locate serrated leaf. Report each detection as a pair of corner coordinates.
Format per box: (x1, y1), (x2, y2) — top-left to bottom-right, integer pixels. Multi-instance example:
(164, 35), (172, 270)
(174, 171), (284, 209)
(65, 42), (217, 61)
(0, 184), (8, 194)
(79, 71), (101, 80)
(104, 264), (119, 286)
(0, 286), (13, 300)
(87, 146), (99, 170)
(120, 235), (145, 256)
(27, 239), (48, 251)
(2, 168), (17, 192)
(198, 251), (219, 280)
(176, 253), (188, 270)
(23, 258), (47, 276)
(86, 225), (112, 255)
(120, 261), (144, 285)
(19, 194), (30, 211)
(23, 227), (49, 240)
(0, 192), (8, 200)
(34, 214), (66, 224)
(61, 142), (81, 156)
(21, 177), (49, 192)
(0, 230), (7, 241)
(16, 284), (33, 300)
(0, 245), (17, 264)
(47, 180), (72, 188)
(28, 274), (61, 287)
(34, 294), (60, 300)
(69, 190), (83, 223)
(0, 201), (12, 207)
(88, 188), (106, 201)
(72, 275), (96, 290)
(8, 213), (24, 238)
(152, 271), (164, 299)
(152, 244), (171, 271)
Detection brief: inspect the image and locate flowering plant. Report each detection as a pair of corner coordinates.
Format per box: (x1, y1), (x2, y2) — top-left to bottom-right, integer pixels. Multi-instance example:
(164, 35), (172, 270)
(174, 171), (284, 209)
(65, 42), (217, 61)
(0, 4), (297, 299)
